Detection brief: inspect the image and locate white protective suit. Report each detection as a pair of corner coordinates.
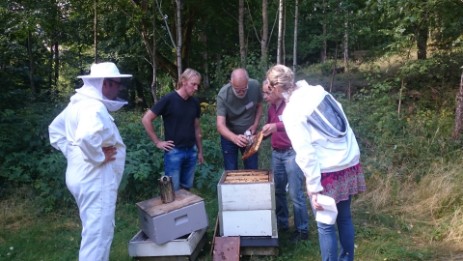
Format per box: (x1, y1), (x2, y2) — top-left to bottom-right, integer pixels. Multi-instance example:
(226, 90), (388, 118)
(282, 80), (360, 194)
(49, 76), (127, 261)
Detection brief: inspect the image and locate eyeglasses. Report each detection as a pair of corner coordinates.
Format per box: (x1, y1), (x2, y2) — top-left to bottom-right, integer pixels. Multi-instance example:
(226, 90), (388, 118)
(232, 85), (248, 94)
(231, 83), (248, 96)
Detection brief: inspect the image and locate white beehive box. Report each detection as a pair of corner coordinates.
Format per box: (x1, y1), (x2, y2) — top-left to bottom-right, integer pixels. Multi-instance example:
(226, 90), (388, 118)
(218, 170), (275, 211)
(136, 189), (208, 244)
(220, 209), (277, 236)
(217, 170), (277, 237)
(128, 228), (207, 258)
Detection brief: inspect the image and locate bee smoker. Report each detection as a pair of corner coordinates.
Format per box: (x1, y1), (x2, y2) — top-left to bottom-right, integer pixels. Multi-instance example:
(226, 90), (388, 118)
(159, 175), (175, 203)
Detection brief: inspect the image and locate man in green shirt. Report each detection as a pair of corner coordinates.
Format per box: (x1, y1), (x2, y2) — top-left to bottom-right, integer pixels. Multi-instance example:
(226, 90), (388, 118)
(216, 68), (263, 170)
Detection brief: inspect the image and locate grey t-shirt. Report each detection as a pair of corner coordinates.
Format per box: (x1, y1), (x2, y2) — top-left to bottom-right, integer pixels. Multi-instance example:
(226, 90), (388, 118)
(216, 78), (262, 134)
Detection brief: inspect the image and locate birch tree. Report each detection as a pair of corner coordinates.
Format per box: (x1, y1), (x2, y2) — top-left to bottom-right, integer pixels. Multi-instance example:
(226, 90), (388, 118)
(292, 0), (299, 72)
(321, 0), (327, 63)
(239, 0), (246, 67)
(129, 0), (161, 103)
(277, 0), (283, 64)
(175, 0), (182, 77)
(453, 68), (463, 139)
(151, 0), (157, 102)
(93, 0), (98, 62)
(260, 0), (269, 72)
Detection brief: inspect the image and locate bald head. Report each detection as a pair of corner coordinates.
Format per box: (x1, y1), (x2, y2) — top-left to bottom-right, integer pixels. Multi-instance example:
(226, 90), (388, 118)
(231, 68), (249, 85)
(230, 68), (249, 98)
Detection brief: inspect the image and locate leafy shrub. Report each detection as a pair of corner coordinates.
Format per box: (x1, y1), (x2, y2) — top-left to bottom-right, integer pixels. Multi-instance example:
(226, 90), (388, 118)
(115, 110), (165, 201)
(194, 112), (223, 191)
(399, 51), (463, 90)
(0, 101), (73, 210)
(116, 108), (225, 199)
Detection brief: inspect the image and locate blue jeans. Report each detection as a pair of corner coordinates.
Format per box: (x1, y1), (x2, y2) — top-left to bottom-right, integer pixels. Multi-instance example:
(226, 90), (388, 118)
(220, 136), (258, 170)
(317, 197), (354, 261)
(164, 146), (197, 190)
(272, 149), (309, 233)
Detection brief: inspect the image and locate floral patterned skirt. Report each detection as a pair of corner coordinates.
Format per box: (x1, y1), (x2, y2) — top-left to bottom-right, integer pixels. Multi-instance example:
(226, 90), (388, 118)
(321, 163), (366, 203)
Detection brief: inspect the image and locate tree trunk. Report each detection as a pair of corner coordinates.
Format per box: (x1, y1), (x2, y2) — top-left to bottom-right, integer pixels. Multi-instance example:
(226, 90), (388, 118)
(282, 2), (286, 63)
(292, 0), (298, 72)
(343, 9), (350, 100)
(416, 24), (428, 60)
(452, 69), (463, 139)
(27, 31), (36, 95)
(343, 15), (349, 69)
(321, 0), (327, 63)
(182, 9), (195, 69)
(49, 40), (53, 90)
(239, 0), (246, 67)
(260, 0), (269, 73)
(54, 41), (59, 88)
(175, 0), (182, 77)
(199, 31), (210, 90)
(151, 0), (157, 104)
(329, 44), (338, 92)
(277, 0), (284, 64)
(398, 79), (404, 118)
(94, 0), (98, 63)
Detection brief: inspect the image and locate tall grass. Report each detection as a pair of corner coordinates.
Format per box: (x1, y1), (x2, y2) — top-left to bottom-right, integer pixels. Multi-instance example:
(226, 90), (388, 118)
(341, 52), (463, 256)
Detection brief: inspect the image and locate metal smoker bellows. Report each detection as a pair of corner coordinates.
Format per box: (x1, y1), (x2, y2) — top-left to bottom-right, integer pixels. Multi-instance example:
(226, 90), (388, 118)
(159, 175), (175, 203)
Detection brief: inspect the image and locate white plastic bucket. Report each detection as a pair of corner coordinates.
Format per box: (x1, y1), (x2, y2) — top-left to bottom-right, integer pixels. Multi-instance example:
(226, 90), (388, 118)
(315, 195), (338, 225)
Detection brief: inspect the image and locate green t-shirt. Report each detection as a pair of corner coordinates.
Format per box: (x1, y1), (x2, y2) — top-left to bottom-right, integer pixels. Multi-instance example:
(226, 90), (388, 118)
(216, 78), (262, 134)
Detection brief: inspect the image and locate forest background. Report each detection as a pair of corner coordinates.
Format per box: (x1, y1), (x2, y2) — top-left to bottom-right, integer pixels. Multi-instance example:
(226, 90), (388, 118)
(1, 0), (463, 260)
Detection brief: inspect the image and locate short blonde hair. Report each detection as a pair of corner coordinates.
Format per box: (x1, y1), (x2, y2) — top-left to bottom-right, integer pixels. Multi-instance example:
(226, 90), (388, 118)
(177, 68), (201, 89)
(266, 64), (295, 92)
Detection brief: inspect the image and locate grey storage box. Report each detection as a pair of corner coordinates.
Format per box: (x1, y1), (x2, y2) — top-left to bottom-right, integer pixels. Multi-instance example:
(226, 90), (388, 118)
(136, 189), (208, 244)
(128, 228), (207, 259)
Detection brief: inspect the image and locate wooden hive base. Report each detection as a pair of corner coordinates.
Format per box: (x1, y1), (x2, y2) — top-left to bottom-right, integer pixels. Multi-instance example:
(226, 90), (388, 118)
(211, 215), (279, 258)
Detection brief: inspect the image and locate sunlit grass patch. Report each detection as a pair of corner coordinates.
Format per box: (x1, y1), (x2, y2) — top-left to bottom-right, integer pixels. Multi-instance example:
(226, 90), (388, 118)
(354, 207), (436, 261)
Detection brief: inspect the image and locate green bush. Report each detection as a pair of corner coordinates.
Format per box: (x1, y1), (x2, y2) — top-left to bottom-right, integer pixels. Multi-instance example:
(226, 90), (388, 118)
(115, 110), (164, 200)
(194, 112), (223, 191)
(0, 101), (73, 210)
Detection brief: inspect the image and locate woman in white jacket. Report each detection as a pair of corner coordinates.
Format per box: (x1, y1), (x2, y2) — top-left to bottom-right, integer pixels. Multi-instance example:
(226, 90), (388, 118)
(49, 62), (131, 261)
(266, 64), (366, 261)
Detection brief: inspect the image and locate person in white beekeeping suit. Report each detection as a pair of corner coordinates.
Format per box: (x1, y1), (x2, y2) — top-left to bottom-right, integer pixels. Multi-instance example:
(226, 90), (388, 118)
(266, 64), (366, 261)
(48, 62), (132, 261)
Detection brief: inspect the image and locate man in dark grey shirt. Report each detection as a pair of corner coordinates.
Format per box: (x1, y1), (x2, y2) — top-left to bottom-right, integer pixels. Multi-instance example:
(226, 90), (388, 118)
(216, 68), (263, 170)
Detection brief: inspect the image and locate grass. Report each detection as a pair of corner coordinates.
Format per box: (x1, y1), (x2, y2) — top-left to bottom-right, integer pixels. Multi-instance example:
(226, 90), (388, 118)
(0, 184), (457, 261)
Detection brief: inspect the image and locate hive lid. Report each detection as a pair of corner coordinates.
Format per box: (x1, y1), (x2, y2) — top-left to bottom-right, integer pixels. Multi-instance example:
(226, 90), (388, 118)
(136, 189), (204, 217)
